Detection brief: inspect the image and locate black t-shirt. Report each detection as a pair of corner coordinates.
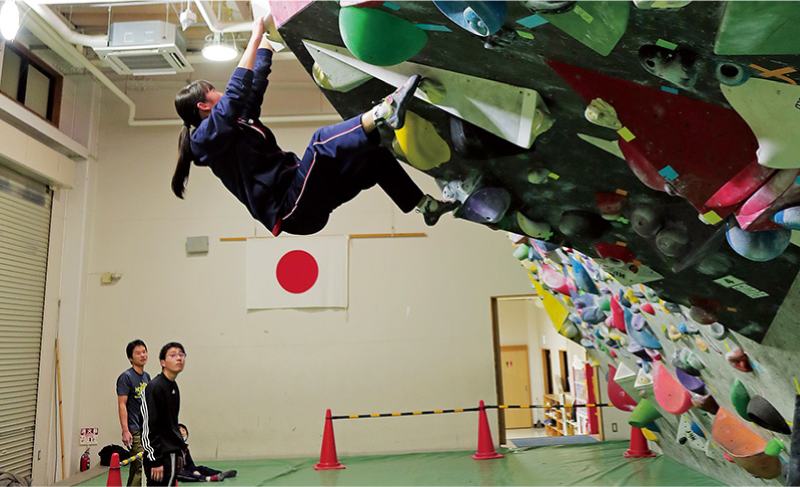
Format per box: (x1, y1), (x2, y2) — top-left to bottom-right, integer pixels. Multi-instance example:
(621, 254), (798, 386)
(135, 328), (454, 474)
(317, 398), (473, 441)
(141, 373), (184, 468)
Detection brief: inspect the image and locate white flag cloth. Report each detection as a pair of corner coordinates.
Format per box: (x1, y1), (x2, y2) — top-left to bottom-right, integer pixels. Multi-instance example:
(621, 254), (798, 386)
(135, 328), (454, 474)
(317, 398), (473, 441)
(246, 236), (348, 309)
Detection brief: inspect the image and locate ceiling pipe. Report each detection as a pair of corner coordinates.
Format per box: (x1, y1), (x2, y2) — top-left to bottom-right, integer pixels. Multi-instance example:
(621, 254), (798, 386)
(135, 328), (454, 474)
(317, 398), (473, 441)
(25, 1), (107, 47)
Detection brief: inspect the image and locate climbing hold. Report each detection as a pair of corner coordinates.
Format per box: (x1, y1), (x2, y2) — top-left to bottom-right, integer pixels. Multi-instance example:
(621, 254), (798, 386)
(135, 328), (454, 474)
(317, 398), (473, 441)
(747, 396), (791, 435)
(513, 244), (531, 261)
(608, 365), (638, 412)
(339, 7), (427, 66)
(629, 398), (663, 428)
(638, 44), (698, 89)
(708, 323), (727, 340)
(764, 438), (786, 457)
(540, 2), (630, 57)
(726, 348), (754, 373)
(517, 212), (551, 239)
(640, 302), (655, 315)
(653, 363), (692, 414)
(527, 167), (551, 184)
(461, 187), (511, 224)
(595, 192), (627, 219)
(311, 61), (372, 92)
(772, 206), (800, 231)
(584, 98), (622, 130)
(675, 368), (705, 394)
(695, 336), (708, 351)
(711, 408), (782, 479)
(627, 313), (662, 349)
(634, 367), (653, 389)
(670, 350), (700, 376)
(715, 61), (750, 87)
(688, 297), (720, 325)
(726, 223), (792, 262)
(633, 0), (692, 9)
(570, 256), (599, 295)
(655, 224), (690, 257)
(629, 205), (664, 239)
(645, 348), (662, 361)
(593, 242), (636, 263)
(690, 421), (706, 439)
(523, 1), (577, 14)
(667, 325), (683, 342)
(540, 264), (570, 295)
(580, 306), (606, 324)
(433, 1), (507, 37)
(559, 210), (610, 239)
(730, 379), (751, 421)
(692, 394), (719, 415)
(394, 111), (451, 171)
(418, 78), (446, 105)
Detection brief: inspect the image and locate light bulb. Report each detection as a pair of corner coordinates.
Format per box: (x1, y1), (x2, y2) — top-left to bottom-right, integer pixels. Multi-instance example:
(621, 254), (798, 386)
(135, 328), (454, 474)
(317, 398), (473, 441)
(0, 1), (20, 41)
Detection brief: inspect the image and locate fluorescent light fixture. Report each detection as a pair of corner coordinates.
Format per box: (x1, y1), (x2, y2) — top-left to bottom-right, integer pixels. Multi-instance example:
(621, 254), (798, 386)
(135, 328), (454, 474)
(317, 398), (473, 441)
(202, 32), (238, 62)
(0, 0), (20, 41)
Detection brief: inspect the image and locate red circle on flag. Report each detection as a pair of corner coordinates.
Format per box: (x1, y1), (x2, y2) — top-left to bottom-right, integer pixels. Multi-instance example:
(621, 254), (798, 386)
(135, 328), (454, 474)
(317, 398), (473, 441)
(276, 250), (318, 294)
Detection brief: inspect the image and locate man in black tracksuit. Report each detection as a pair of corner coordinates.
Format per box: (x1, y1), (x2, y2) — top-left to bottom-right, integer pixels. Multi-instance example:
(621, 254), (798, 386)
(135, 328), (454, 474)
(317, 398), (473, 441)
(141, 342), (187, 486)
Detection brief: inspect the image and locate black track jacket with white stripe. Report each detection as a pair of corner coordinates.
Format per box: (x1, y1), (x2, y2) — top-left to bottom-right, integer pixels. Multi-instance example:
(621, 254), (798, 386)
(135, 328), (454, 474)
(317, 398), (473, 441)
(141, 373), (184, 469)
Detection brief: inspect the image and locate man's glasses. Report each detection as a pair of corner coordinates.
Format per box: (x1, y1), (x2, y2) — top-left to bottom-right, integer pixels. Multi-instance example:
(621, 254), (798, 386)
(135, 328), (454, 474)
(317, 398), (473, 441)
(167, 352), (186, 359)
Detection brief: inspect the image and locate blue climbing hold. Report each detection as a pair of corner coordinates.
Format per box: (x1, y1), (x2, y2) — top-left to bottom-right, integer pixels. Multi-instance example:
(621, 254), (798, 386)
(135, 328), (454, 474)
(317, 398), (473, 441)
(726, 223), (791, 262)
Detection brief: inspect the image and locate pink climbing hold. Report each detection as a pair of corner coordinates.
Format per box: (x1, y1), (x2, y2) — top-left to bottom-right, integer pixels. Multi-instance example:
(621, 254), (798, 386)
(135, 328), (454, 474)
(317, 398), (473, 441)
(653, 362), (692, 414)
(641, 302), (655, 315)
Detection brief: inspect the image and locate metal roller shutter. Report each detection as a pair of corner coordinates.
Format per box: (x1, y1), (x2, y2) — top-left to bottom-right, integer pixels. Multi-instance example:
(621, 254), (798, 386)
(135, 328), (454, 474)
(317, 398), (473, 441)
(0, 166), (51, 480)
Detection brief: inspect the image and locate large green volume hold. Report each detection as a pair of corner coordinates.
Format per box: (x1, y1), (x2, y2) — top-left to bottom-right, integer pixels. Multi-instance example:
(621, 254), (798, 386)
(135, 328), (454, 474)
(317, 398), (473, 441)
(339, 7), (428, 66)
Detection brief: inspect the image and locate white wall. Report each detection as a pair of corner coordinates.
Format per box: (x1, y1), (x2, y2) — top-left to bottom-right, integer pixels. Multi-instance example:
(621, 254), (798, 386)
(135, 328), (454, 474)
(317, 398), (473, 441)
(44, 87), (535, 475)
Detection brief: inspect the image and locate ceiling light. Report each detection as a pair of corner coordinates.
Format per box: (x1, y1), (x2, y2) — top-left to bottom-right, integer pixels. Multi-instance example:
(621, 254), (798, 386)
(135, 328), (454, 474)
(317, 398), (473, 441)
(0, 0), (20, 41)
(202, 33), (238, 62)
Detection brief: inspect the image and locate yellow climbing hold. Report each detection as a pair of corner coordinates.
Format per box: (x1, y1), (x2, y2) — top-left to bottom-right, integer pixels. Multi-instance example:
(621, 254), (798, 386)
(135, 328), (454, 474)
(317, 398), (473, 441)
(641, 428), (658, 442)
(532, 279), (570, 333)
(695, 336), (708, 351)
(394, 111), (451, 171)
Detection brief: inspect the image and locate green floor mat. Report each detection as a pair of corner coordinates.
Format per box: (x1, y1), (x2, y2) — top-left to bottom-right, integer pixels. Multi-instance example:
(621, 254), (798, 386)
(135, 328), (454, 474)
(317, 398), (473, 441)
(79, 441), (725, 486)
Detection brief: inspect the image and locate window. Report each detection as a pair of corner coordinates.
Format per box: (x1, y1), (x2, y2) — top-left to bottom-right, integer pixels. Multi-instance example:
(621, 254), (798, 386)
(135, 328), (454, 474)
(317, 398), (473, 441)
(0, 41), (62, 125)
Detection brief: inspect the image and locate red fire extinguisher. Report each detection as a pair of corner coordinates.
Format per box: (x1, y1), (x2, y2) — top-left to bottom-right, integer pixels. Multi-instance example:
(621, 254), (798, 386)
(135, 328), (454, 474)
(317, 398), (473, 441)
(80, 448), (90, 472)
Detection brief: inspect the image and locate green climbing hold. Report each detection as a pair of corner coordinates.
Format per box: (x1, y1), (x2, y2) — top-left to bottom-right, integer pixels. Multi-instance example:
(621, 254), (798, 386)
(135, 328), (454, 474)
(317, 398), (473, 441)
(730, 379), (751, 421)
(628, 398), (663, 428)
(599, 298), (611, 312)
(513, 244), (531, 260)
(541, 2), (629, 57)
(339, 7), (428, 66)
(764, 438), (786, 457)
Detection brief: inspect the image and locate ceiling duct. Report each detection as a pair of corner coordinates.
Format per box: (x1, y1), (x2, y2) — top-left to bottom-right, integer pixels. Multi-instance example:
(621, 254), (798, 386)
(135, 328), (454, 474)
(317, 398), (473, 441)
(93, 21), (193, 76)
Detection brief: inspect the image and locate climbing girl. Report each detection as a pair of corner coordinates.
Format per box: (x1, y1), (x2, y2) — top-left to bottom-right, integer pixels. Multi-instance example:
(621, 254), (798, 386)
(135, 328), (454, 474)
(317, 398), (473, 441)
(172, 16), (457, 236)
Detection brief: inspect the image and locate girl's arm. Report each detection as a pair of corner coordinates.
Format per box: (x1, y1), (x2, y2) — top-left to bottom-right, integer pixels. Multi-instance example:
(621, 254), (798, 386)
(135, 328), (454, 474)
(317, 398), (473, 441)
(242, 17), (274, 121)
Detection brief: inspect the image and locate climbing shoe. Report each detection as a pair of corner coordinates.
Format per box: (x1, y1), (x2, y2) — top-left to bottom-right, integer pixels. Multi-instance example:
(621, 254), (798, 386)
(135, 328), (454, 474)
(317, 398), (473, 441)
(417, 195), (459, 226)
(373, 74), (422, 130)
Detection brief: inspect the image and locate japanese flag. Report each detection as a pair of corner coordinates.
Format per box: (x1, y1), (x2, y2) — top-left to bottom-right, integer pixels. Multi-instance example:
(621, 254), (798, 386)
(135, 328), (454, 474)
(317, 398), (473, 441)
(247, 236), (348, 309)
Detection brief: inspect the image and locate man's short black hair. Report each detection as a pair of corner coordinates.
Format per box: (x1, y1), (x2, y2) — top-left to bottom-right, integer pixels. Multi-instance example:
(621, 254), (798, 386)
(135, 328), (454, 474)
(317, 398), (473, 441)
(126, 339), (147, 359)
(159, 342), (186, 361)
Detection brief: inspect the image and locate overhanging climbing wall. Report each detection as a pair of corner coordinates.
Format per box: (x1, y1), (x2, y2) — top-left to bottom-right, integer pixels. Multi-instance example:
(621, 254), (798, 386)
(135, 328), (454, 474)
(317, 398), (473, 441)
(276, 0), (800, 344)
(276, 3), (800, 484)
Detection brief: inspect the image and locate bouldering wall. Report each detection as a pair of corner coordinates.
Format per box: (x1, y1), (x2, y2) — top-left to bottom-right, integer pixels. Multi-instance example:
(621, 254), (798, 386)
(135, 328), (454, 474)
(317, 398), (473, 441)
(273, 1), (800, 485)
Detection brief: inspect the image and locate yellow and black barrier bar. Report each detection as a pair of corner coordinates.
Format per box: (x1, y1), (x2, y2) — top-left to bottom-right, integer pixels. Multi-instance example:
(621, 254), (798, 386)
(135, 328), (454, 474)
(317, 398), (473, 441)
(331, 403), (611, 420)
(120, 451), (143, 467)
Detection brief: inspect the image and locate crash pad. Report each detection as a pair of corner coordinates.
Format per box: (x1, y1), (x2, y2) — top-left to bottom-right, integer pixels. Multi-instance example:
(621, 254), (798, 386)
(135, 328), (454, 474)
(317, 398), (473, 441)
(339, 7), (427, 66)
(540, 1), (629, 57)
(653, 363), (692, 415)
(711, 408), (781, 479)
(547, 60), (764, 220)
(394, 111), (451, 170)
(715, 1), (800, 55)
(433, 1), (507, 37)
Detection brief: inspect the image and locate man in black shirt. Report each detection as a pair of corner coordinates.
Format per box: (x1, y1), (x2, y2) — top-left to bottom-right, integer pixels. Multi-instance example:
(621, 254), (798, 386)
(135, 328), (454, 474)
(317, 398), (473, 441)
(141, 342), (186, 486)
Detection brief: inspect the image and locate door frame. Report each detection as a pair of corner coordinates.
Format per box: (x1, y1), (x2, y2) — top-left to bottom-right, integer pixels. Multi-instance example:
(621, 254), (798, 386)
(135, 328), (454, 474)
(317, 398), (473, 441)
(491, 294), (537, 445)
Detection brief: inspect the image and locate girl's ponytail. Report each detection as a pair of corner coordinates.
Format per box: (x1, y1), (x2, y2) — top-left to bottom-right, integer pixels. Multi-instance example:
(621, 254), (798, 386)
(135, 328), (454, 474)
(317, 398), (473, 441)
(172, 125), (194, 198)
(173, 79), (214, 199)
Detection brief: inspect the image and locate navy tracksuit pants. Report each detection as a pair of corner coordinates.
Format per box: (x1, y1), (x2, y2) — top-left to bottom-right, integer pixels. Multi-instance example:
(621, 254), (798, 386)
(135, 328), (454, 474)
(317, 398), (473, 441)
(281, 116), (424, 235)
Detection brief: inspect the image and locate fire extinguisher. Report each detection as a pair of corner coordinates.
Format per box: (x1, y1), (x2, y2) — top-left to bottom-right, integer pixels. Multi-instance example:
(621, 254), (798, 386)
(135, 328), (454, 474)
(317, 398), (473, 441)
(80, 448), (90, 472)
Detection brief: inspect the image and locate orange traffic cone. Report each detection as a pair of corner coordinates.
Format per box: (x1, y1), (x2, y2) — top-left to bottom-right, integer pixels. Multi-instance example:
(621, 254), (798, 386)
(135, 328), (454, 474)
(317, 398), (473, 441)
(623, 426), (655, 458)
(313, 409), (345, 470)
(107, 452), (122, 487)
(471, 400), (504, 460)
